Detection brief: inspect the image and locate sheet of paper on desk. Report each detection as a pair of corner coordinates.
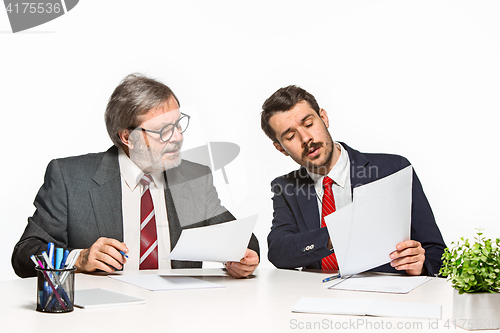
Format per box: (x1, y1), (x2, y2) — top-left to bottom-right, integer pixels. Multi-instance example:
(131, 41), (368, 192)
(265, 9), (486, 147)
(166, 214), (258, 262)
(327, 273), (430, 293)
(74, 288), (145, 309)
(292, 297), (441, 319)
(109, 274), (224, 291)
(160, 269), (229, 277)
(325, 166), (413, 276)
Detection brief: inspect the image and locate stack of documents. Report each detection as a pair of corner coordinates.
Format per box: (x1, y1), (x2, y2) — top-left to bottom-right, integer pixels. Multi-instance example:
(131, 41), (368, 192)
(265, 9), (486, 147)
(292, 297), (441, 319)
(326, 273), (430, 294)
(110, 275), (224, 291)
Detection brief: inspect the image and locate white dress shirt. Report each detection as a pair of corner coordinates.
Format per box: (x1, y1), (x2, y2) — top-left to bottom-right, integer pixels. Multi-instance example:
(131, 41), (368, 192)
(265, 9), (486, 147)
(307, 142), (352, 227)
(118, 148), (171, 270)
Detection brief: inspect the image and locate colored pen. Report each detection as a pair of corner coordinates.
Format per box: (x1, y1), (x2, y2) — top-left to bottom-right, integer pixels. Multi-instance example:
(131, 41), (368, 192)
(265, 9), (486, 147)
(35, 254), (51, 306)
(46, 287), (72, 311)
(32, 255), (46, 306)
(37, 257), (49, 307)
(119, 251), (129, 258)
(59, 249), (69, 268)
(322, 273), (341, 283)
(30, 255), (40, 268)
(55, 248), (63, 270)
(42, 251), (54, 269)
(66, 251), (80, 269)
(48, 243), (54, 268)
(60, 251), (80, 284)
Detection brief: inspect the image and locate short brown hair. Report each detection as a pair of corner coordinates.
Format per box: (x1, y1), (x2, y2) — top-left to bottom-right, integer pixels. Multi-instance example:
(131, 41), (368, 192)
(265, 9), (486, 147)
(260, 85), (320, 142)
(104, 73), (180, 148)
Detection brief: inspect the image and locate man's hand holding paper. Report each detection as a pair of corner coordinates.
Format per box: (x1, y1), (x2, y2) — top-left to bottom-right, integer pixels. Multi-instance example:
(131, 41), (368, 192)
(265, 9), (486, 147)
(225, 248), (260, 278)
(167, 215), (259, 278)
(390, 240), (426, 276)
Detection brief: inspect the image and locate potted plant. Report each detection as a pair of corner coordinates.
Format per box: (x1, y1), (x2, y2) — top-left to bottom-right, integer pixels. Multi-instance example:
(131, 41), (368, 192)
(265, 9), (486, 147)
(440, 229), (500, 330)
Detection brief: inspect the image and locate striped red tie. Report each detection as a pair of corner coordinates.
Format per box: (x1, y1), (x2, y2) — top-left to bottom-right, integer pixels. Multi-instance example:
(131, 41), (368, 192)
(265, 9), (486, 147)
(139, 174), (158, 270)
(321, 176), (339, 270)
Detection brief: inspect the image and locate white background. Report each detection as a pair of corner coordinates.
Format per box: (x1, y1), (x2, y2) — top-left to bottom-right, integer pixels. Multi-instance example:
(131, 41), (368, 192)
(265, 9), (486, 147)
(1, 0), (499, 281)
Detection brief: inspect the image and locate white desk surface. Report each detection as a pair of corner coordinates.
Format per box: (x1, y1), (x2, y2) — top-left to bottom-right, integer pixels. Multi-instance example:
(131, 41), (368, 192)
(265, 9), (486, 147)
(1, 268), (489, 332)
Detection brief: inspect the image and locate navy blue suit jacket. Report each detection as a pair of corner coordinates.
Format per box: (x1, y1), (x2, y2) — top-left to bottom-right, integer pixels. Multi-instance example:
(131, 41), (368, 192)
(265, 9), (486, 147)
(267, 143), (446, 276)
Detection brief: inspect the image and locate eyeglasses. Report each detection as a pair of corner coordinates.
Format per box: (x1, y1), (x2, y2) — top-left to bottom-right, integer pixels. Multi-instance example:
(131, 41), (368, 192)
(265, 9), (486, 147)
(139, 113), (190, 142)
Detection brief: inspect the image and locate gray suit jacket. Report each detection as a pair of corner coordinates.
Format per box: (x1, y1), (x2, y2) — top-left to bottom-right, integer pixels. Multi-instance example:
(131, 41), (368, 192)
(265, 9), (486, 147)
(12, 146), (259, 277)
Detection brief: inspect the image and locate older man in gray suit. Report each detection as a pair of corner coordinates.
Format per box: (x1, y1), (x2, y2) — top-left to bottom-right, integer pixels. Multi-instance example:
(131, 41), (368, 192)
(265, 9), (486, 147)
(12, 74), (259, 278)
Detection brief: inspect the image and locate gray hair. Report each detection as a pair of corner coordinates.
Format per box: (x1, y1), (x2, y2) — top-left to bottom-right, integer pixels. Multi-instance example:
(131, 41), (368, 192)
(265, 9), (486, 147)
(104, 73), (180, 148)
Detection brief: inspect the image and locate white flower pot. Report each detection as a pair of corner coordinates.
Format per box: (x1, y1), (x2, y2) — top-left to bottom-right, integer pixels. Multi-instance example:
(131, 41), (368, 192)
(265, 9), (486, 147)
(452, 289), (500, 330)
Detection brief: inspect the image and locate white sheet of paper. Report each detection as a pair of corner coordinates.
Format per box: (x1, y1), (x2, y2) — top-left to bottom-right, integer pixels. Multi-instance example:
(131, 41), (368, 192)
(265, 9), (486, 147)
(292, 297), (441, 319)
(293, 297), (371, 316)
(368, 299), (441, 319)
(325, 166), (413, 276)
(328, 273), (430, 294)
(109, 274), (224, 291)
(74, 288), (146, 308)
(166, 214), (258, 262)
(160, 269), (229, 277)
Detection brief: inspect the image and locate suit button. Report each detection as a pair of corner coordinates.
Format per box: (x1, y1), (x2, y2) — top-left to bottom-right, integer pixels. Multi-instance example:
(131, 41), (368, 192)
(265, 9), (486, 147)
(310, 244), (314, 250)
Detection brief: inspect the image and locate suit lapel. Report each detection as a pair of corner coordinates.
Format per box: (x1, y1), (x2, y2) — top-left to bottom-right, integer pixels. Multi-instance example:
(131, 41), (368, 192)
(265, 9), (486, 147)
(164, 165), (193, 250)
(295, 167), (321, 231)
(339, 142), (371, 194)
(89, 146), (124, 241)
(165, 166), (193, 227)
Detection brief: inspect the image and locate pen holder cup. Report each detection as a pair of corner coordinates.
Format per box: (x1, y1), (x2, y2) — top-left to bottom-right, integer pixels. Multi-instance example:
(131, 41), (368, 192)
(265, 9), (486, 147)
(35, 267), (76, 313)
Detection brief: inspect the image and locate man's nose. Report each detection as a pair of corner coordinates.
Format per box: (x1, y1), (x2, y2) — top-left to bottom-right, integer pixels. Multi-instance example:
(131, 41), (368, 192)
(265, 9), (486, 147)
(298, 128), (312, 146)
(169, 126), (183, 143)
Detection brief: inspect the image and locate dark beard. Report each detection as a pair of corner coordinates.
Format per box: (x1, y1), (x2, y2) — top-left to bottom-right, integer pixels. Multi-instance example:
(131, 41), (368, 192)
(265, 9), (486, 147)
(304, 138), (334, 175)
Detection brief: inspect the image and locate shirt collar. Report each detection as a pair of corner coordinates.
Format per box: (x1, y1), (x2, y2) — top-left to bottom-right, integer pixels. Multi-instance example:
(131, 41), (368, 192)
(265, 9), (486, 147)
(307, 142), (349, 189)
(118, 148), (164, 191)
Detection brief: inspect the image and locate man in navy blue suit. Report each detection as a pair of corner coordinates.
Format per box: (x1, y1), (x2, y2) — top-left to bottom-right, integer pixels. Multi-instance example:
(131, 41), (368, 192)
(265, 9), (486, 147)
(260, 85), (446, 276)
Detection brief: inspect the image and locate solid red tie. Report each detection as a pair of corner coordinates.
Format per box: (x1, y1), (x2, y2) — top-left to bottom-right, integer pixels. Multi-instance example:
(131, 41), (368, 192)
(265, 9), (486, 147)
(139, 174), (158, 270)
(321, 176), (339, 270)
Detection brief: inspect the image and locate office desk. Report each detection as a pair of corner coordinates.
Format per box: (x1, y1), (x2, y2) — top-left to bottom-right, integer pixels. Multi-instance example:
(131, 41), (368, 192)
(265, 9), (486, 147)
(0, 268), (487, 332)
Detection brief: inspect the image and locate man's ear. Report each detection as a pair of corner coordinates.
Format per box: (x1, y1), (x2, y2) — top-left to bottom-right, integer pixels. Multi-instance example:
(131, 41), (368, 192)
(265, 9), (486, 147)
(273, 141), (289, 156)
(319, 108), (330, 128)
(118, 129), (134, 149)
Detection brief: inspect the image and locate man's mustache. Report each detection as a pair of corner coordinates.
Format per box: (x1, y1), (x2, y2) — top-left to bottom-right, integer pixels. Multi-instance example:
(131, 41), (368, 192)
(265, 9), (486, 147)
(302, 142), (323, 158)
(163, 140), (183, 154)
